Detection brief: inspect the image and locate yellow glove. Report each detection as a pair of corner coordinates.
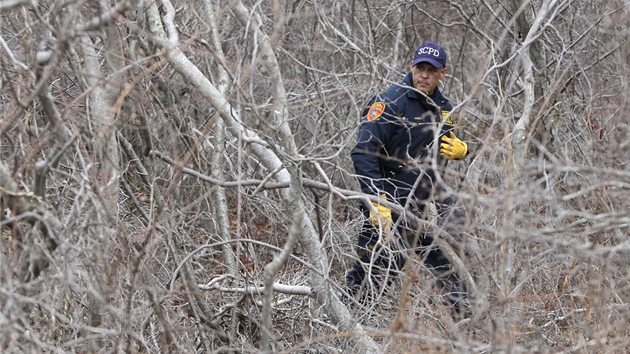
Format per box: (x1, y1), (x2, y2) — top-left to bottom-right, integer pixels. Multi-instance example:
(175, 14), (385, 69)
(440, 131), (468, 160)
(369, 194), (393, 231)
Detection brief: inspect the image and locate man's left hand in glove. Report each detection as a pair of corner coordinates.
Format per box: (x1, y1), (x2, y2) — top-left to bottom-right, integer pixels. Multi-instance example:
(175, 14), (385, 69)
(440, 131), (468, 160)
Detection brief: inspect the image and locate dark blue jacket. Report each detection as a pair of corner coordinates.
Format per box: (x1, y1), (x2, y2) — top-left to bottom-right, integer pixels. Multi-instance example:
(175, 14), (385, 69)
(351, 72), (454, 205)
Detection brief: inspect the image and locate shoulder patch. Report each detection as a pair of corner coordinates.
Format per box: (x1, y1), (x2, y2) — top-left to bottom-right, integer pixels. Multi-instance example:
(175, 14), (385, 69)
(441, 110), (453, 124)
(367, 102), (385, 121)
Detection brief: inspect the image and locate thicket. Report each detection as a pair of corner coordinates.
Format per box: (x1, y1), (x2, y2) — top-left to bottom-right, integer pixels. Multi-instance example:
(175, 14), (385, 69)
(0, 1), (628, 353)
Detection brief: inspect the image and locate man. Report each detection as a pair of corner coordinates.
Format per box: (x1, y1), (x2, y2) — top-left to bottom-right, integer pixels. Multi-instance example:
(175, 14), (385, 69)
(346, 41), (468, 314)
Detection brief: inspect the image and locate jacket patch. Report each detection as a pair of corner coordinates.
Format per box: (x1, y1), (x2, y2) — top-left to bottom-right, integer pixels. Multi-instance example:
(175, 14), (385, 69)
(442, 110), (453, 124)
(367, 102), (385, 121)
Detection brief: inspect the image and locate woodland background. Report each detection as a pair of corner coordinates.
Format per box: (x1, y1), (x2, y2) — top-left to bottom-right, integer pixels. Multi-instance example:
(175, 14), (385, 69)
(0, 0), (629, 353)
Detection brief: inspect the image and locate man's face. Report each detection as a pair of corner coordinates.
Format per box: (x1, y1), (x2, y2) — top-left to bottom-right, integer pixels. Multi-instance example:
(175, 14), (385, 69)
(411, 62), (446, 95)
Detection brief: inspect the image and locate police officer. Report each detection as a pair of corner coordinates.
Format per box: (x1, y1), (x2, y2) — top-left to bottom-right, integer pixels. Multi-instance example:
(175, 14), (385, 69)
(346, 42), (468, 313)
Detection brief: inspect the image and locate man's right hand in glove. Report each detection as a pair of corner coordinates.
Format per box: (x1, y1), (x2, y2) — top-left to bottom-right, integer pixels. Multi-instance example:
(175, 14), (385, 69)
(369, 194), (393, 232)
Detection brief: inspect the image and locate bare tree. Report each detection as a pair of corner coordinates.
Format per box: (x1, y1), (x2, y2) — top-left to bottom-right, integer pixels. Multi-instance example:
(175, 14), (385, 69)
(0, 0), (628, 352)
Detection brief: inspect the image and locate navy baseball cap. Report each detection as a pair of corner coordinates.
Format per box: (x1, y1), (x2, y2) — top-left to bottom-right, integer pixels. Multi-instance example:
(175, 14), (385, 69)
(412, 42), (447, 68)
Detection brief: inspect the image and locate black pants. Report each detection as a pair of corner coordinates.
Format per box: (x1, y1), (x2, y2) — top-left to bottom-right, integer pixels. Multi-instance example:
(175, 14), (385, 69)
(345, 198), (467, 311)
